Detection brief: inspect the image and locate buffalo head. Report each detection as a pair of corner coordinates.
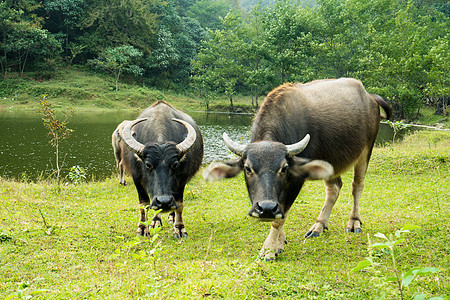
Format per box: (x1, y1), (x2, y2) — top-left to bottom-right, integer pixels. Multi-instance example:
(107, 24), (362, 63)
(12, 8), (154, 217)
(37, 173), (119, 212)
(122, 118), (197, 212)
(204, 133), (333, 221)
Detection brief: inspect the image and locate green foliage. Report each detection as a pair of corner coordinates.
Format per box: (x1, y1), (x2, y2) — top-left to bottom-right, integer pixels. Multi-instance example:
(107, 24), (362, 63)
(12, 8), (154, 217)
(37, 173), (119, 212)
(88, 45), (143, 92)
(1, 0), (449, 120)
(0, 228), (12, 243)
(68, 165), (87, 185)
(352, 226), (442, 300)
(38, 95), (74, 187)
(386, 120), (411, 144)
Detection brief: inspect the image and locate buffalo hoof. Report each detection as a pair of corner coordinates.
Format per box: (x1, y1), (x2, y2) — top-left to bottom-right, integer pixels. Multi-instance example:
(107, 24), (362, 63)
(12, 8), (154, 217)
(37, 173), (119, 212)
(304, 231), (320, 239)
(174, 232), (188, 239)
(174, 226), (188, 239)
(346, 228), (363, 233)
(150, 217), (162, 228)
(136, 226), (149, 236)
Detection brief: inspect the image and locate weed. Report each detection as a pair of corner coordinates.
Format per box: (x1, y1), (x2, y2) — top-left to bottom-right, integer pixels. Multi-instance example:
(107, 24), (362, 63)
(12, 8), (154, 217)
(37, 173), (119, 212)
(386, 120), (411, 144)
(4, 278), (48, 299)
(352, 225), (442, 300)
(67, 165), (87, 185)
(0, 228), (12, 242)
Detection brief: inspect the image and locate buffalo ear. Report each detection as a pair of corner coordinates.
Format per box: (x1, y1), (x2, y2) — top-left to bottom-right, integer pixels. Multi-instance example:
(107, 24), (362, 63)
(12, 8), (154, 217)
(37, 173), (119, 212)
(203, 158), (243, 181)
(289, 157), (334, 180)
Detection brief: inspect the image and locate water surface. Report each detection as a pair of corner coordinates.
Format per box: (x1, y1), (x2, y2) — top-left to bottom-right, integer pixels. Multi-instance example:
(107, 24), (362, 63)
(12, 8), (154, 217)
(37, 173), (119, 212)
(0, 109), (407, 180)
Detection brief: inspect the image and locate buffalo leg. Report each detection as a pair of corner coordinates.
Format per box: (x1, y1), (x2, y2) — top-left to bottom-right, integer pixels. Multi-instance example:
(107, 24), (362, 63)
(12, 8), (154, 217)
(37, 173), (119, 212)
(346, 157), (368, 233)
(119, 162), (126, 185)
(305, 177), (343, 238)
(168, 211), (175, 224)
(259, 217), (287, 261)
(173, 203), (188, 238)
(134, 178), (151, 236)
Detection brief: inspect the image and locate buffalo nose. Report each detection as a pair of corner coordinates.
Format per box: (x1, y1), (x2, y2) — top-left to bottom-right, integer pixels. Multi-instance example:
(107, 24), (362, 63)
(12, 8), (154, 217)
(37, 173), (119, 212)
(249, 200), (284, 220)
(151, 195), (177, 211)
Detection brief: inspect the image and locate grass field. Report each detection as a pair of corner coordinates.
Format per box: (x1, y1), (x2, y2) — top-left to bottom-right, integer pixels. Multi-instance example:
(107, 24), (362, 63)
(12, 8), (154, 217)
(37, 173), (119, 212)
(1, 130), (449, 299)
(0, 68), (257, 114)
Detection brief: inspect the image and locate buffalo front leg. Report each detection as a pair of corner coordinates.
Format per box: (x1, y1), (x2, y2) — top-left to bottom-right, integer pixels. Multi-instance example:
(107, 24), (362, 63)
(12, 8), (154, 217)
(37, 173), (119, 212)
(259, 217), (287, 261)
(305, 177), (342, 238)
(173, 203), (188, 238)
(136, 203), (151, 236)
(134, 178), (151, 236)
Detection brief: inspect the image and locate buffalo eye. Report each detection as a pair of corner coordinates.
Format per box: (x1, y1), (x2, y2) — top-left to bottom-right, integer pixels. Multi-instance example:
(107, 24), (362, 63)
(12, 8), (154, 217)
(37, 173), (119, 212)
(145, 162), (154, 170)
(243, 165), (253, 175)
(171, 161), (180, 170)
(280, 165), (289, 174)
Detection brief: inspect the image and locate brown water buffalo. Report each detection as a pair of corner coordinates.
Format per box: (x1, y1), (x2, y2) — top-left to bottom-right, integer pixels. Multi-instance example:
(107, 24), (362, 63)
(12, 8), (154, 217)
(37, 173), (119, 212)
(121, 101), (203, 238)
(112, 120), (129, 185)
(203, 78), (391, 260)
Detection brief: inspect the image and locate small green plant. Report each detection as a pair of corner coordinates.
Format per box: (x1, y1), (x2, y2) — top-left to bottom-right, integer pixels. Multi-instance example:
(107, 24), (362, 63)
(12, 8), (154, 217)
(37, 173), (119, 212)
(109, 209), (162, 270)
(38, 95), (74, 189)
(0, 228), (12, 242)
(68, 165), (87, 185)
(387, 120), (411, 145)
(4, 277), (48, 299)
(352, 225), (442, 300)
(38, 209), (54, 236)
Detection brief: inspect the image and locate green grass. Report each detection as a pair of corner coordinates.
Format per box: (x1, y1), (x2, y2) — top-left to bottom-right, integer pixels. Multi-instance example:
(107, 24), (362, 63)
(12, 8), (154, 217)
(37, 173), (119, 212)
(0, 68), (256, 113)
(1, 130), (448, 299)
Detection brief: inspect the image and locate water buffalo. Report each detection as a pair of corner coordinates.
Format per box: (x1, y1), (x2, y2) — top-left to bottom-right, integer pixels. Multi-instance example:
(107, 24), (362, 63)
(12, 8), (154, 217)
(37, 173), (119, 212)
(112, 120), (129, 185)
(121, 101), (203, 238)
(203, 78), (391, 260)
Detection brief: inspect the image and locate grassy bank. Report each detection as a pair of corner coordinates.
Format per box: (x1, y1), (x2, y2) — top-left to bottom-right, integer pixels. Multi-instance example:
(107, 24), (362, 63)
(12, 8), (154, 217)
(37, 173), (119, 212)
(1, 68), (449, 129)
(1, 130), (449, 299)
(0, 68), (255, 114)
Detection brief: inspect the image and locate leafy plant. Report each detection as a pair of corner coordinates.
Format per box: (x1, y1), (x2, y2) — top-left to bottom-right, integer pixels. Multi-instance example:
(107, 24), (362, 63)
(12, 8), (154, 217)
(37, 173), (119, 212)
(4, 277), (48, 299)
(0, 228), (12, 242)
(387, 120), (411, 145)
(109, 208), (162, 272)
(38, 209), (54, 236)
(352, 225), (442, 300)
(68, 165), (86, 185)
(38, 95), (74, 189)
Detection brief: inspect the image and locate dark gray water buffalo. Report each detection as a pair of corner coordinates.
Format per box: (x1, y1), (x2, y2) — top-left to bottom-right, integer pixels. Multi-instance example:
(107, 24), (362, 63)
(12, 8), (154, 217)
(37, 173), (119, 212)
(121, 101), (203, 238)
(203, 78), (391, 260)
(112, 120), (130, 185)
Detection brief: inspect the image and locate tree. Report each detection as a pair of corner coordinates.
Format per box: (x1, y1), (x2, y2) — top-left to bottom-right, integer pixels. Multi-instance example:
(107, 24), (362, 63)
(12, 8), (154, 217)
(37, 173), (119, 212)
(0, 1), (62, 77)
(88, 45), (144, 92)
(39, 95), (74, 189)
(79, 0), (159, 56)
(425, 37), (450, 116)
(192, 10), (247, 110)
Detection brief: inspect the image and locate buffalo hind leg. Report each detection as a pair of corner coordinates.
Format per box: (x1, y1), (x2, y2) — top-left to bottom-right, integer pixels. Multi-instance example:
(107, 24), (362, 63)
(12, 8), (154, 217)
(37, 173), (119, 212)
(168, 211), (175, 224)
(346, 156), (369, 233)
(173, 203), (188, 238)
(305, 177), (343, 238)
(260, 217), (287, 261)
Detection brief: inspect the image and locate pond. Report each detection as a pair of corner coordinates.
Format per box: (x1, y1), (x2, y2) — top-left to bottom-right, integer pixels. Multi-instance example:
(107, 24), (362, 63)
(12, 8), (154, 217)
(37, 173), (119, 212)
(0, 109), (406, 181)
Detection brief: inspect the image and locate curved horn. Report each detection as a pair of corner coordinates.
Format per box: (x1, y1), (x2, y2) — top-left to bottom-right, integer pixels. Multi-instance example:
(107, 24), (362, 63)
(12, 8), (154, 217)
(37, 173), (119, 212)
(223, 132), (246, 157)
(122, 118), (147, 156)
(286, 134), (310, 157)
(172, 118), (197, 156)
